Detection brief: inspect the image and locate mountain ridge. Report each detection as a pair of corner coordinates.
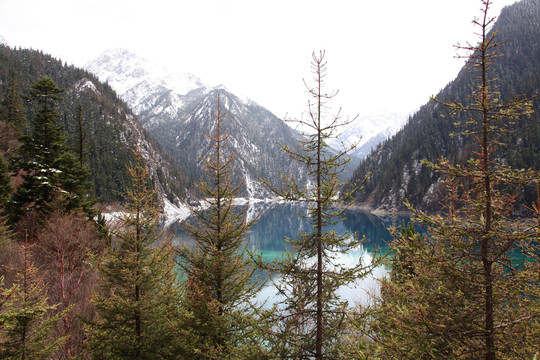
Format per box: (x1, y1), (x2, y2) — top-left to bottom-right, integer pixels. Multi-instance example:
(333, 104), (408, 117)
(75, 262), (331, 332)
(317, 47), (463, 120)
(347, 0), (540, 212)
(86, 49), (409, 198)
(0, 44), (191, 207)
(86, 50), (310, 200)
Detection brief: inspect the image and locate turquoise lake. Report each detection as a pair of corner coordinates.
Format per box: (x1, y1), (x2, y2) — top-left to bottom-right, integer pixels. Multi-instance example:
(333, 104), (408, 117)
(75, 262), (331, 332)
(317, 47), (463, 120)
(167, 202), (412, 306)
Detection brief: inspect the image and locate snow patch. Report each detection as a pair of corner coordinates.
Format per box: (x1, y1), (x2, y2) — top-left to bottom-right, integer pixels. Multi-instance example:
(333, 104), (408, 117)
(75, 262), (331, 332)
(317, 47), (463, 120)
(162, 198), (191, 225)
(74, 78), (99, 94)
(327, 110), (408, 159)
(85, 49), (205, 109)
(99, 211), (126, 228)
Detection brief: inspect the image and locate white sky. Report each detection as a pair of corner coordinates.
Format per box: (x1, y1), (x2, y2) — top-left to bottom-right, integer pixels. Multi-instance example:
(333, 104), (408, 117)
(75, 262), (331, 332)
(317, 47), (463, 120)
(0, 0), (518, 119)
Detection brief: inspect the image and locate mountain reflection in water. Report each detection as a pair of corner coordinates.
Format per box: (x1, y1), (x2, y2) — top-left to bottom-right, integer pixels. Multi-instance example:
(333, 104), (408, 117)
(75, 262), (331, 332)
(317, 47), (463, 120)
(168, 202), (407, 254)
(166, 202), (411, 306)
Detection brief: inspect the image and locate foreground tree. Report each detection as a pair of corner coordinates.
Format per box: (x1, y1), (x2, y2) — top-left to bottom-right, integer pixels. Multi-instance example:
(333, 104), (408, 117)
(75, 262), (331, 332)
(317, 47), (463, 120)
(176, 95), (264, 359)
(37, 210), (103, 359)
(371, 1), (540, 358)
(262, 51), (369, 359)
(0, 237), (64, 359)
(87, 147), (182, 360)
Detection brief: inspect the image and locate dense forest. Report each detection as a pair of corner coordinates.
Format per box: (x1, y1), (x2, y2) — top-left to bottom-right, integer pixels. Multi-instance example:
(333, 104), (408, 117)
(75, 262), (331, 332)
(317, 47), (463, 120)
(0, 0), (539, 359)
(0, 45), (191, 203)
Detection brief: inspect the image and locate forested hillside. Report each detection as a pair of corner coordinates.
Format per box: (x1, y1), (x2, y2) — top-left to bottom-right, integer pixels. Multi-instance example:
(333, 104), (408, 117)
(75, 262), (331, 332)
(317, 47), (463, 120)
(0, 44), (190, 204)
(348, 0), (540, 212)
(86, 50), (312, 199)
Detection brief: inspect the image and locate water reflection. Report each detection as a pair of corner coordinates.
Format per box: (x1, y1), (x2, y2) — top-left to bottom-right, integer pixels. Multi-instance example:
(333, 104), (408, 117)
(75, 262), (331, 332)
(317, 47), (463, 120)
(166, 203), (414, 305)
(167, 202), (411, 255)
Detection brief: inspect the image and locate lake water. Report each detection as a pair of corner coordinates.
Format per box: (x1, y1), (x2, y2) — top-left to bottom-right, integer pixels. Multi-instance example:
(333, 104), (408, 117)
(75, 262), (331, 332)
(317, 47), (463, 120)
(167, 202), (410, 306)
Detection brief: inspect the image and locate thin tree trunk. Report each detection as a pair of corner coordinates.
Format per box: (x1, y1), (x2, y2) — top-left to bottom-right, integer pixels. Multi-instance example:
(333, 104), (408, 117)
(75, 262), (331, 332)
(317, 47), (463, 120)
(481, 16), (495, 358)
(77, 104), (84, 164)
(135, 165), (142, 360)
(315, 70), (323, 360)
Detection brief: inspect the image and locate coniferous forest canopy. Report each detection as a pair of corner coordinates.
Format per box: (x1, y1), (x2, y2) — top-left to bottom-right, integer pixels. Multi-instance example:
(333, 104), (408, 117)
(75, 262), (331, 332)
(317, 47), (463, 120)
(0, 0), (539, 359)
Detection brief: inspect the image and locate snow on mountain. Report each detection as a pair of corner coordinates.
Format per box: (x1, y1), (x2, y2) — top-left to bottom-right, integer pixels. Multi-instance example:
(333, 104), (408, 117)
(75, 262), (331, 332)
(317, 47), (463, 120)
(85, 48), (409, 203)
(85, 49), (308, 201)
(73, 78), (99, 95)
(328, 110), (408, 160)
(85, 49), (206, 114)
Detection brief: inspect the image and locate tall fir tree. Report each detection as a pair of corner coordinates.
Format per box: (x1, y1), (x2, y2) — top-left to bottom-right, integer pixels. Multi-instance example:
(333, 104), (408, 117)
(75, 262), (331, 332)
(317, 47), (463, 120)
(176, 95), (265, 359)
(86, 147), (183, 360)
(370, 1), (540, 358)
(261, 51), (370, 359)
(0, 71), (25, 210)
(75, 103), (86, 165)
(9, 77), (93, 224)
(0, 71), (27, 136)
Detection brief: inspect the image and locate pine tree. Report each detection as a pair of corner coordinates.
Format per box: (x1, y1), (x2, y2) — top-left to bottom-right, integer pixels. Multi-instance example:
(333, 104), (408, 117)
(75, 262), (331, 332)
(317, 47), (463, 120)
(371, 1), (540, 358)
(0, 235), (64, 359)
(75, 103), (86, 165)
(176, 95), (264, 359)
(10, 77), (94, 224)
(0, 72), (24, 209)
(0, 71), (27, 136)
(0, 153), (11, 207)
(86, 147), (182, 360)
(261, 51), (370, 359)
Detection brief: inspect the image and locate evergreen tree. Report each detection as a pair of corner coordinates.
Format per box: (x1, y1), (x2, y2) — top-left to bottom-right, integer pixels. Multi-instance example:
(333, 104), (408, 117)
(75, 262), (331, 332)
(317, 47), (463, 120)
(10, 77), (93, 223)
(0, 153), (11, 207)
(261, 51), (370, 359)
(75, 103), (86, 165)
(371, 1), (540, 358)
(0, 72), (24, 209)
(176, 95), (264, 359)
(0, 236), (64, 359)
(86, 147), (182, 360)
(0, 71), (27, 136)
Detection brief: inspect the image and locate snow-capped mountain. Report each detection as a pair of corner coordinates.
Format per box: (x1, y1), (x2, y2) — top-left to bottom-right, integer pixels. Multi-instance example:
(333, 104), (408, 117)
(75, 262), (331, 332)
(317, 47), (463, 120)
(0, 43), (191, 208)
(86, 49), (308, 200)
(327, 110), (408, 161)
(86, 49), (205, 116)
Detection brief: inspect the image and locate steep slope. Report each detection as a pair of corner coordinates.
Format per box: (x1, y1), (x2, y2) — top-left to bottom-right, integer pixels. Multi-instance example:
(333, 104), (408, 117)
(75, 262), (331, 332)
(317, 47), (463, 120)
(0, 45), (190, 205)
(85, 49), (205, 118)
(348, 0), (540, 212)
(86, 50), (309, 199)
(153, 87), (310, 198)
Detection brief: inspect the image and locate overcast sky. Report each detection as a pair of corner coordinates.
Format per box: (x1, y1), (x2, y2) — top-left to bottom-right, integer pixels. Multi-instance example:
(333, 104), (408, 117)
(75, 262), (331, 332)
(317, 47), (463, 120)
(0, 0), (518, 119)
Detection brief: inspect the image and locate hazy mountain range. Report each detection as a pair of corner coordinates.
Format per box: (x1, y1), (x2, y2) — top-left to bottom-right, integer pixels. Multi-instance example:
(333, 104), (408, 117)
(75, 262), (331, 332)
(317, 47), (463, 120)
(3, 0), (536, 213)
(85, 49), (404, 199)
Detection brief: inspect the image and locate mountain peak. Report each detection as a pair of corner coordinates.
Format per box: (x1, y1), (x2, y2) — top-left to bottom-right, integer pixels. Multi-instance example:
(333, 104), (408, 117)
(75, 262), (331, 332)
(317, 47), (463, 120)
(85, 48), (205, 97)
(86, 50), (311, 199)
